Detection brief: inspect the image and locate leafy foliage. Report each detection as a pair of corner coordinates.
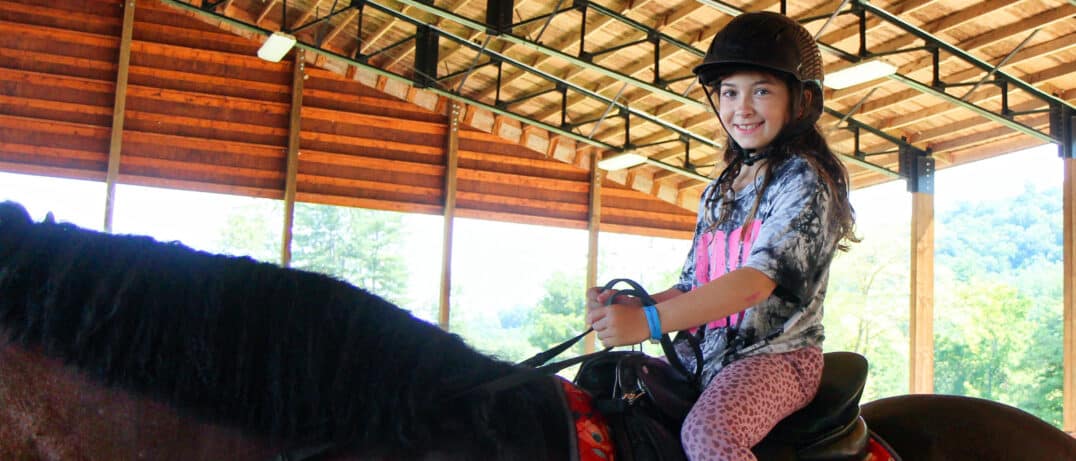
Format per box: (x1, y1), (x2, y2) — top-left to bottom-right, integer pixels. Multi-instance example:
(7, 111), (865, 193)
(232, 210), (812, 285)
(825, 181), (1063, 427)
(221, 203), (410, 307)
(825, 214), (911, 400)
(290, 204), (409, 304)
(527, 271), (587, 353)
(932, 182), (1063, 426)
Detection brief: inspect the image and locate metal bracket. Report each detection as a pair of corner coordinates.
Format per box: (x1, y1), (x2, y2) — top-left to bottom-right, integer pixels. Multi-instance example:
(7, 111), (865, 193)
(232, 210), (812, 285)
(414, 25), (439, 88)
(485, 0), (514, 35)
(899, 141), (934, 193)
(201, 0), (228, 11)
(291, 3), (359, 35)
(1051, 104), (1075, 159)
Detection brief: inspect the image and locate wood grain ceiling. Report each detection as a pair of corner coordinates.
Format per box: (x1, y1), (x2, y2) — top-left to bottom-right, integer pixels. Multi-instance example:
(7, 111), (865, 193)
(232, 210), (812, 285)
(188, 0), (1073, 193)
(0, 0), (697, 238)
(1, 0), (1073, 236)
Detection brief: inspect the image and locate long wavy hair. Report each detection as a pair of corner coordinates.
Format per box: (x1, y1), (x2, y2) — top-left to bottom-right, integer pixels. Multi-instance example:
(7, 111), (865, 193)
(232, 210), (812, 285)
(705, 70), (859, 251)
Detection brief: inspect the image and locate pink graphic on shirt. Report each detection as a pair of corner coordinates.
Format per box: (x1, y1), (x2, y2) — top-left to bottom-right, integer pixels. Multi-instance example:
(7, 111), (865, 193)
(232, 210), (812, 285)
(694, 220), (762, 329)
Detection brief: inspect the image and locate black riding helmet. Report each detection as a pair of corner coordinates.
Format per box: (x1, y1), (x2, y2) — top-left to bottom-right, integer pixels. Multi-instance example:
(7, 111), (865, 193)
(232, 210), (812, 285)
(693, 12), (825, 164)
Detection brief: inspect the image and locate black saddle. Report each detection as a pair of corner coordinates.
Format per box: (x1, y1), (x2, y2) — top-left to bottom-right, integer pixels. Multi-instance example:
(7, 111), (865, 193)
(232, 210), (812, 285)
(753, 351), (870, 461)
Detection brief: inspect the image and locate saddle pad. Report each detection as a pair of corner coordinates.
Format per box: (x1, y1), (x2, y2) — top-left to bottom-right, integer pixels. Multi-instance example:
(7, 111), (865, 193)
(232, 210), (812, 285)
(559, 378), (616, 460)
(866, 437), (898, 461)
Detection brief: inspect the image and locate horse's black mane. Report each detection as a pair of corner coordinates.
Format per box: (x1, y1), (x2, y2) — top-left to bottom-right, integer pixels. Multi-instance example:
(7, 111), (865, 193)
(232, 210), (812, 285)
(0, 201), (563, 458)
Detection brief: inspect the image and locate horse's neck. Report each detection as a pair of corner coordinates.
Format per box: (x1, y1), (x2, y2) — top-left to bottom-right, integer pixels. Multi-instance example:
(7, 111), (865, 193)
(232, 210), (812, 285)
(0, 340), (282, 461)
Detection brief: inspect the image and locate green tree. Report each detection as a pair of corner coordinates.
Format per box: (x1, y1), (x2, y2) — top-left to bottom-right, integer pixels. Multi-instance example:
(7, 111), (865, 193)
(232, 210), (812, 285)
(934, 278), (1032, 401)
(527, 270), (588, 353)
(826, 219), (910, 401)
(290, 203), (409, 304)
(933, 182), (1062, 426)
(220, 202), (411, 307)
(219, 201), (282, 262)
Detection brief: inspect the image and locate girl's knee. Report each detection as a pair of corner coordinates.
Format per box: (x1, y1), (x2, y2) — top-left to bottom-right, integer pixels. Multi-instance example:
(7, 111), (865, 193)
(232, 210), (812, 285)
(680, 425), (755, 461)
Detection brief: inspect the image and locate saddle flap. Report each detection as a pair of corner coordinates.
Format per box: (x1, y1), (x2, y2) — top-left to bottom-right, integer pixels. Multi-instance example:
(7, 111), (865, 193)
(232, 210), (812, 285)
(798, 416), (870, 461)
(766, 351), (868, 444)
(616, 354), (698, 425)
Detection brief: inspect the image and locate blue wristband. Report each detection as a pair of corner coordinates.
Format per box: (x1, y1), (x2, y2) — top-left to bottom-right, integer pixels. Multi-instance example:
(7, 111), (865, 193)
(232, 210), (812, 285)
(642, 305), (662, 343)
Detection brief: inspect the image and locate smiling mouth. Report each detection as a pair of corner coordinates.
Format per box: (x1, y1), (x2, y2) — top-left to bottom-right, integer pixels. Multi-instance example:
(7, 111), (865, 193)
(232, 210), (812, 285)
(734, 122), (763, 132)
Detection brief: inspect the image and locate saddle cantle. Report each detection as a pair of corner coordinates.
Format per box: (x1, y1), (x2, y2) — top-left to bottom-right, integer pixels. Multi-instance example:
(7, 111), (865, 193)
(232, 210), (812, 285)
(753, 351), (870, 461)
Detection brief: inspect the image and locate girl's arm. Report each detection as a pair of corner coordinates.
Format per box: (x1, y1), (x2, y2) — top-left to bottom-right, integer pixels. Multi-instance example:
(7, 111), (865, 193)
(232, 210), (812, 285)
(586, 267), (775, 346)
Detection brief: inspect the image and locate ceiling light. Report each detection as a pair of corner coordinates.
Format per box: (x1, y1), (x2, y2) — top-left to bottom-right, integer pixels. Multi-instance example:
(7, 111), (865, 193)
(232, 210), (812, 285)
(597, 151), (647, 171)
(257, 31), (297, 62)
(824, 60), (898, 90)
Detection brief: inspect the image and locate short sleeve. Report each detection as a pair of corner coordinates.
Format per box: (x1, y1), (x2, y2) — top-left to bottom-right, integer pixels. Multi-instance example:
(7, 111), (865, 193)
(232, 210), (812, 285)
(743, 161), (836, 305)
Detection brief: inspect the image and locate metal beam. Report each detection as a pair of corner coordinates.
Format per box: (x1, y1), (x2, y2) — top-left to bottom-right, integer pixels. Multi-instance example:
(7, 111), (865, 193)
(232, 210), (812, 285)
(389, 0), (908, 174)
(700, 0), (1063, 149)
(356, 0), (718, 150)
(1054, 105), (1075, 159)
(391, 0), (704, 108)
(854, 0), (1071, 111)
(166, 0), (898, 183)
(290, 3), (358, 34)
(889, 73), (1053, 143)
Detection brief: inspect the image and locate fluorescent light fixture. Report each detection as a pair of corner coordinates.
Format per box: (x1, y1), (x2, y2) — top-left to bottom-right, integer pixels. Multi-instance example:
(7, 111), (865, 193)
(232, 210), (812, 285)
(257, 31), (297, 62)
(598, 151), (647, 171)
(824, 60), (897, 90)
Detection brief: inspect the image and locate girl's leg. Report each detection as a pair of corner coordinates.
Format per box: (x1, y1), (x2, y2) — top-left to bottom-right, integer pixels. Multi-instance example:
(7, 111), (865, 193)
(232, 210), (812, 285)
(680, 347), (823, 461)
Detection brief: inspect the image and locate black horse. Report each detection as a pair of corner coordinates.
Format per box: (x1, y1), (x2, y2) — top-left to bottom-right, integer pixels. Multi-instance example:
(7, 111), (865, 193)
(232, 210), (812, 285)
(0, 201), (1073, 460)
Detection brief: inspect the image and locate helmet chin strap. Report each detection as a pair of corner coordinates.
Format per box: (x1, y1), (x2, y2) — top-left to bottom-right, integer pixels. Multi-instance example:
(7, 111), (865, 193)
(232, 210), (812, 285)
(739, 148), (770, 166)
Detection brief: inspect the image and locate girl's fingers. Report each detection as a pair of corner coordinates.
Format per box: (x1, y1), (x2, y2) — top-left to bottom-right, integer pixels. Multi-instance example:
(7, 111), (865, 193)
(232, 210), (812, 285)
(585, 306), (607, 326)
(596, 289), (617, 304)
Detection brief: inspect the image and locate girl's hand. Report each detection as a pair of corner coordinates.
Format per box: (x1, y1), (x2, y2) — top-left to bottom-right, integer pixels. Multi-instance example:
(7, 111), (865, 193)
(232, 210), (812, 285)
(586, 301), (649, 347)
(585, 286), (644, 310)
(585, 286), (617, 311)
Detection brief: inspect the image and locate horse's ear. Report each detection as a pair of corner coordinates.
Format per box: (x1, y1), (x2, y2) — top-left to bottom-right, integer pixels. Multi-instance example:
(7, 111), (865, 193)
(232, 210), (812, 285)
(0, 201), (33, 229)
(44, 212), (56, 224)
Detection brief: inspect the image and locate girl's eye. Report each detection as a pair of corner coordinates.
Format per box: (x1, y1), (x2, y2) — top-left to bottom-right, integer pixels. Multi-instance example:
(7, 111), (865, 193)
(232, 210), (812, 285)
(720, 90), (736, 98)
(754, 88), (771, 96)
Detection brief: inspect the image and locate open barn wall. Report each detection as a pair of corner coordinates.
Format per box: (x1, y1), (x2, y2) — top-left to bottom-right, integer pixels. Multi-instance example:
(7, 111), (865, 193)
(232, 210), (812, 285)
(0, 0), (697, 239)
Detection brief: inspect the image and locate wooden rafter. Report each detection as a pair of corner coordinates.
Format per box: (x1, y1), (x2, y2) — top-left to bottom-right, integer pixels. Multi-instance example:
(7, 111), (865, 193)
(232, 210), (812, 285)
(254, 0), (278, 25)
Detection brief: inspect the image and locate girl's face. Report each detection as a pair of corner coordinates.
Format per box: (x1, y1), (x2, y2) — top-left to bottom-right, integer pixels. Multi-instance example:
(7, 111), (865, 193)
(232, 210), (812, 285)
(710, 71), (792, 150)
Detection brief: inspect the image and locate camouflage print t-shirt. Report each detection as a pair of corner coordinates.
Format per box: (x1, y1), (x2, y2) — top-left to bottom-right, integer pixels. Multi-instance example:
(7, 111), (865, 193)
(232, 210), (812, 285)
(672, 155), (840, 386)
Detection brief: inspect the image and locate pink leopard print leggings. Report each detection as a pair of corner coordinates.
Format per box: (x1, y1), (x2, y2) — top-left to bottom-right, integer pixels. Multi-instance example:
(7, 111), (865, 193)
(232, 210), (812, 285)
(680, 347), (824, 461)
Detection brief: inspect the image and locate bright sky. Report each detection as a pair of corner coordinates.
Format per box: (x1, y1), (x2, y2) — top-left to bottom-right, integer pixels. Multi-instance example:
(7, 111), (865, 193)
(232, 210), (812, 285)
(849, 143), (1060, 223)
(4, 142), (1060, 231)
(0, 142), (1063, 318)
